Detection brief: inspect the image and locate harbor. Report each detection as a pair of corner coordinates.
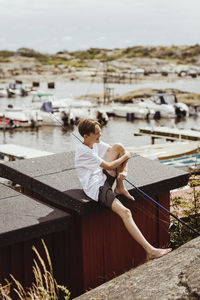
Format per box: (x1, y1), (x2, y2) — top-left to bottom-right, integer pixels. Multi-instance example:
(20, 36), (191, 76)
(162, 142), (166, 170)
(1, 1), (200, 297)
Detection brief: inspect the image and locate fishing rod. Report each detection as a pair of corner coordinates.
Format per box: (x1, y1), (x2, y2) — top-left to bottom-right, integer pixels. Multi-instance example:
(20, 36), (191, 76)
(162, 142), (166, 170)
(48, 111), (200, 235)
(47, 111), (82, 142)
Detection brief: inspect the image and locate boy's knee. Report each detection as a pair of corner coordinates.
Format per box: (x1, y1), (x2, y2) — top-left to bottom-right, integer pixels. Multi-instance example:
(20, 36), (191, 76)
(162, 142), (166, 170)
(122, 208), (132, 220)
(113, 142), (125, 153)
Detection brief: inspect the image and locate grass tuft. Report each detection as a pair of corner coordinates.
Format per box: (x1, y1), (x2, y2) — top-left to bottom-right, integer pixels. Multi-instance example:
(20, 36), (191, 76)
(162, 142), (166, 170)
(0, 239), (70, 300)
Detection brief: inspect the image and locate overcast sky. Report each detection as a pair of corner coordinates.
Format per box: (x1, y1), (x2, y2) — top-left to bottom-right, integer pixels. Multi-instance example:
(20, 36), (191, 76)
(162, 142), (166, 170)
(0, 0), (200, 53)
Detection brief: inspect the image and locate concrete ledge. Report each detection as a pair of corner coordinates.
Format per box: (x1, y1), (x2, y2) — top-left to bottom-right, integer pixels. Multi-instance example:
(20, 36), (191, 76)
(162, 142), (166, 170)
(0, 152), (189, 215)
(74, 236), (200, 300)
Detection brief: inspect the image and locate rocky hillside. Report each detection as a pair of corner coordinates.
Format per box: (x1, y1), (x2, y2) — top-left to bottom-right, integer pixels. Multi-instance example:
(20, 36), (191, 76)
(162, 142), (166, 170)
(0, 45), (200, 82)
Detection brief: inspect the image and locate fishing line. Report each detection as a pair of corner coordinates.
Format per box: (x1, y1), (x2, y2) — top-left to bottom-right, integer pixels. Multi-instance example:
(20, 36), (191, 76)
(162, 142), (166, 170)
(47, 111), (82, 143)
(47, 111), (200, 236)
(131, 201), (170, 235)
(125, 178), (200, 235)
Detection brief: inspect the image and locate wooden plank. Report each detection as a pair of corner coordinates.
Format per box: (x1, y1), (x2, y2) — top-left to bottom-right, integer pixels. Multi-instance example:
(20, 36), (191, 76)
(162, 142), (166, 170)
(138, 127), (200, 141)
(0, 246), (10, 283)
(23, 239), (35, 286)
(157, 192), (170, 247)
(10, 243), (24, 285)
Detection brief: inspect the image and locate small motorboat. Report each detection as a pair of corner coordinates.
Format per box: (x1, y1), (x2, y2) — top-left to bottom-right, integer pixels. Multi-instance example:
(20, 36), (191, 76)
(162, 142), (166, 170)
(136, 98), (176, 119)
(151, 93), (189, 118)
(113, 104), (155, 119)
(40, 101), (75, 126)
(0, 107), (43, 129)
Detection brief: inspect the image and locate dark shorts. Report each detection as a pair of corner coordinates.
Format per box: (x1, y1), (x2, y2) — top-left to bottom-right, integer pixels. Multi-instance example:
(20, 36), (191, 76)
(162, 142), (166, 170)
(98, 170), (117, 208)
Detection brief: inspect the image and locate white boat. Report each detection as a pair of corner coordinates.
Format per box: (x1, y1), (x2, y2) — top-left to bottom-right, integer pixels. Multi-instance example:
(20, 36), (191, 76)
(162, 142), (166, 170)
(126, 141), (200, 160)
(32, 93), (93, 109)
(39, 111), (66, 127)
(136, 98), (176, 118)
(0, 107), (43, 129)
(59, 97), (94, 108)
(113, 104), (155, 119)
(161, 152), (200, 173)
(0, 88), (7, 97)
(161, 152), (200, 168)
(31, 92), (56, 106)
(32, 93), (109, 125)
(188, 103), (200, 117)
(151, 93), (189, 117)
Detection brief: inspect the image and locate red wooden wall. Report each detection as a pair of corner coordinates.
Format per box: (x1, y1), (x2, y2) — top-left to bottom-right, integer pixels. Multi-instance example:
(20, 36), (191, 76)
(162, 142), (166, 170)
(14, 188), (170, 298)
(79, 191), (170, 292)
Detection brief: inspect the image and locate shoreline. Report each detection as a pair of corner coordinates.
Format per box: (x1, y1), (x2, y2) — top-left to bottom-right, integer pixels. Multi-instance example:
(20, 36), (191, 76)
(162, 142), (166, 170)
(1, 76), (200, 105)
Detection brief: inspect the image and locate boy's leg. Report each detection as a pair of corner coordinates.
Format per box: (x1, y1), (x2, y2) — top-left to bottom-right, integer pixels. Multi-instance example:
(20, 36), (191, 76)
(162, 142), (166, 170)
(106, 143), (134, 201)
(111, 198), (171, 259)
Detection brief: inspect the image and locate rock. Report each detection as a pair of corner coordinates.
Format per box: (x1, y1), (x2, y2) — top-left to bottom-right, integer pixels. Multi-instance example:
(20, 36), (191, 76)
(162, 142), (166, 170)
(74, 236), (200, 300)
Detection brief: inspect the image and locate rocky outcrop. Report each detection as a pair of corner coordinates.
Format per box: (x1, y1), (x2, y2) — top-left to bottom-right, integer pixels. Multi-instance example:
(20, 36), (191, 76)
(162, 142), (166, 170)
(74, 237), (200, 300)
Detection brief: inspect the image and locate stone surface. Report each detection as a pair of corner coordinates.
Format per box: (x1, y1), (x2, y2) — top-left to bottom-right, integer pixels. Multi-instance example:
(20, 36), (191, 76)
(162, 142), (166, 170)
(0, 151), (189, 215)
(0, 183), (70, 247)
(74, 236), (200, 300)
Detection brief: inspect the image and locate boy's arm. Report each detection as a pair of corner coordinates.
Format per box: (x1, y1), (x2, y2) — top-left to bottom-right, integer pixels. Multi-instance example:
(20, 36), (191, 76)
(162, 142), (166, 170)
(100, 152), (131, 170)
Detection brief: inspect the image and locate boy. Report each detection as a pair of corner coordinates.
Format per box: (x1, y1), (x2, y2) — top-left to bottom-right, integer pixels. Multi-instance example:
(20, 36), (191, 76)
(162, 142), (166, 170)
(75, 118), (171, 259)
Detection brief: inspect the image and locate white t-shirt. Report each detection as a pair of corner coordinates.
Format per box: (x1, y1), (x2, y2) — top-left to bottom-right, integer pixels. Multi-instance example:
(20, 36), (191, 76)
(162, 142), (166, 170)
(75, 141), (109, 201)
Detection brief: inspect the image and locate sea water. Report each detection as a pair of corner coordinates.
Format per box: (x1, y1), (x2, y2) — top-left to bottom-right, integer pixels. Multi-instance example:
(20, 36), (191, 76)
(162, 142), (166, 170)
(0, 80), (200, 153)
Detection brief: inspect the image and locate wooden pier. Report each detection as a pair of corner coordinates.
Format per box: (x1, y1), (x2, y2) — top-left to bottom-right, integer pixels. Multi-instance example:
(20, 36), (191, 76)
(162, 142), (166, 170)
(135, 127), (200, 144)
(0, 144), (53, 161)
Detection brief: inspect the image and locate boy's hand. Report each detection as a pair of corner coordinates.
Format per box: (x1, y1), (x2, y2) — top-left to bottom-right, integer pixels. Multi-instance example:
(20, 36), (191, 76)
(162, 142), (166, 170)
(125, 151), (131, 160)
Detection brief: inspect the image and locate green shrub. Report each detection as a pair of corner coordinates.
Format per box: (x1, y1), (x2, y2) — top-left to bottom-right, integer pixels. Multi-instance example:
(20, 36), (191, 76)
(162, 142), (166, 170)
(0, 50), (15, 57)
(0, 58), (11, 63)
(170, 175), (200, 249)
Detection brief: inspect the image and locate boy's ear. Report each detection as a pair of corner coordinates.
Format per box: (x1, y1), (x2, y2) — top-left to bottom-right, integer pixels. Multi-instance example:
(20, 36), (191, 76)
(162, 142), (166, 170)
(83, 133), (88, 139)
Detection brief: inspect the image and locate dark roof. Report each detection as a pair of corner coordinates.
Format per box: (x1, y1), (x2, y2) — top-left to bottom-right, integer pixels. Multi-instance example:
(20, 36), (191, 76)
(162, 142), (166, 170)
(0, 183), (70, 247)
(0, 151), (189, 215)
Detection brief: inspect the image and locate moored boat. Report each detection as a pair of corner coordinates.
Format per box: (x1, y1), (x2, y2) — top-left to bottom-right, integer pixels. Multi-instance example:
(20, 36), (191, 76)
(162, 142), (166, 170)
(127, 141), (200, 160)
(0, 88), (7, 97)
(113, 104), (155, 119)
(136, 98), (176, 118)
(151, 93), (189, 118)
(0, 108), (43, 129)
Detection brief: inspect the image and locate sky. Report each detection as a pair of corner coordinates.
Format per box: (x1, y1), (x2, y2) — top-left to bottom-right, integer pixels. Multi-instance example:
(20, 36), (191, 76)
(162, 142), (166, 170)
(0, 0), (200, 53)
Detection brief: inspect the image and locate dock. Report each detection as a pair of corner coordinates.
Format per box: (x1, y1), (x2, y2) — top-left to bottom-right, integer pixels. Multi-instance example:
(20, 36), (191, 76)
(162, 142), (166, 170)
(0, 144), (53, 161)
(135, 126), (200, 144)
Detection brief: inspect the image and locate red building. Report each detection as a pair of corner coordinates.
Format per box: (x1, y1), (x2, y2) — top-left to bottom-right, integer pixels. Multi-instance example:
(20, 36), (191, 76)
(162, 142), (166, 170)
(0, 152), (189, 298)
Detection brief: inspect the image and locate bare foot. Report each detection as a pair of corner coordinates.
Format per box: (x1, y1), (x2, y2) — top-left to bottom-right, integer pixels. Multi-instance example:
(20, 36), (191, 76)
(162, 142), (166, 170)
(147, 248), (172, 260)
(114, 187), (135, 201)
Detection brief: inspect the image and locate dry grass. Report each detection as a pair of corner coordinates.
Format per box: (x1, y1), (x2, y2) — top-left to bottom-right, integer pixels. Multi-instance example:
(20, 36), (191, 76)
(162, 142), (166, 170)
(0, 239), (70, 300)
